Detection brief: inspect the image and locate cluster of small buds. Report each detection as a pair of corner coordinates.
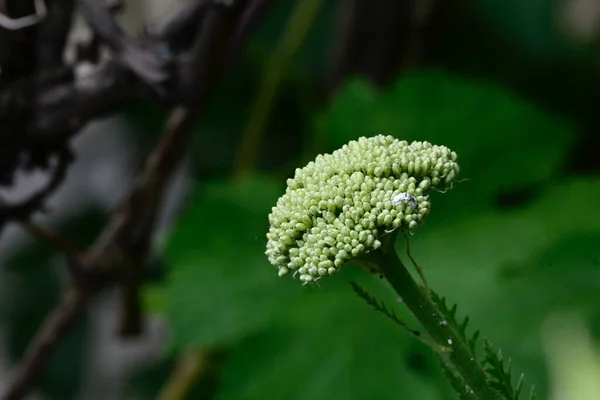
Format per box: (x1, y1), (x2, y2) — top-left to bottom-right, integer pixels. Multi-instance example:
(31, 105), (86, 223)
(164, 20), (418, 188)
(265, 135), (459, 283)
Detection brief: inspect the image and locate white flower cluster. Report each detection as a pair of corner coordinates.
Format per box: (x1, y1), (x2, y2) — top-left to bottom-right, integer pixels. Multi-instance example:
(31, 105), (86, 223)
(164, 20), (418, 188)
(265, 135), (459, 283)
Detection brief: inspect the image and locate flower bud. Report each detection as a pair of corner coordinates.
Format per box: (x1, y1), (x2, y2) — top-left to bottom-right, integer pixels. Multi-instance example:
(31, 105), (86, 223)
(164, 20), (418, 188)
(265, 135), (459, 283)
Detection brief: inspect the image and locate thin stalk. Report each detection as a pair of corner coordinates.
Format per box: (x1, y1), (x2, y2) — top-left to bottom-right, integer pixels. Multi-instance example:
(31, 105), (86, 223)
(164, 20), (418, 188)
(371, 240), (502, 400)
(155, 349), (208, 400)
(232, 0), (324, 182)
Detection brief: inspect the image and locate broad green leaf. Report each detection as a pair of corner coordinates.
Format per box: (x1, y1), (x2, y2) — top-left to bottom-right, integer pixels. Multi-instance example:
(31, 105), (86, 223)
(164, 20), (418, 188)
(404, 177), (600, 399)
(163, 174), (454, 398)
(163, 176), (304, 349)
(318, 71), (575, 204)
(161, 177), (599, 399)
(216, 270), (451, 400)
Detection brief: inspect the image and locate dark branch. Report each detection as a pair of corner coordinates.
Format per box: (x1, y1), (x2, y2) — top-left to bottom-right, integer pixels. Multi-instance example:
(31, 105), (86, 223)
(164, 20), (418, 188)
(0, 146), (73, 222)
(158, 0), (208, 52)
(2, 284), (96, 400)
(19, 219), (82, 260)
(0, 0), (268, 191)
(78, 0), (172, 88)
(36, 0), (76, 68)
(0, 1), (256, 398)
(1, 0), (39, 78)
(104, 2), (248, 336)
(228, 0), (275, 64)
(78, 0), (126, 51)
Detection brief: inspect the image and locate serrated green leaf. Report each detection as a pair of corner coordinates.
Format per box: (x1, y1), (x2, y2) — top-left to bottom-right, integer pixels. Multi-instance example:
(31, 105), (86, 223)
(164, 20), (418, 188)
(437, 357), (476, 400)
(163, 176), (304, 349)
(350, 281), (445, 351)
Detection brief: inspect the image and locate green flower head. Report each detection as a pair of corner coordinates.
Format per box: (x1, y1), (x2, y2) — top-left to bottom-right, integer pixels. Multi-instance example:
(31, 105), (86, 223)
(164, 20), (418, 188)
(266, 135), (459, 283)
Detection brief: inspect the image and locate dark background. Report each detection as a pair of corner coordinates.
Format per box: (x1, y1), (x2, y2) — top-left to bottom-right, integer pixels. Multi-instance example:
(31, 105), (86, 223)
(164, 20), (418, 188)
(1, 0), (600, 399)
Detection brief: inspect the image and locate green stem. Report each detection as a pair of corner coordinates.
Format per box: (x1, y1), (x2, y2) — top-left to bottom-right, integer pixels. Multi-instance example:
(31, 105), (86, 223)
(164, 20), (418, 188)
(372, 241), (502, 400)
(232, 0), (324, 182)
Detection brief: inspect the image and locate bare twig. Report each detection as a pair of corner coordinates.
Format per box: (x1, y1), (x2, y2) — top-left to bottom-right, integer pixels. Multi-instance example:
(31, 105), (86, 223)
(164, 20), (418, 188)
(2, 284), (96, 400)
(36, 0), (76, 68)
(0, 0), (273, 192)
(158, 0), (208, 52)
(1, 0), (39, 79)
(1, 1), (256, 399)
(109, 2), (246, 336)
(155, 349), (208, 400)
(19, 219), (82, 260)
(228, 0), (275, 63)
(78, 0), (172, 88)
(233, 0), (323, 180)
(0, 0), (263, 191)
(0, 0), (46, 31)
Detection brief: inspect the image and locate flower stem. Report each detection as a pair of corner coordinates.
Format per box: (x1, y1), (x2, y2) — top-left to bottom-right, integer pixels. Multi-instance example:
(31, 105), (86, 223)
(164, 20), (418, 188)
(372, 240), (501, 400)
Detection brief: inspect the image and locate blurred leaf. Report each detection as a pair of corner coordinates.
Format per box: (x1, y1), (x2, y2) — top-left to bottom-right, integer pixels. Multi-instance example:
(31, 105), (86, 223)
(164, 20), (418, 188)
(404, 177), (600, 399)
(123, 56), (309, 178)
(141, 283), (168, 315)
(125, 356), (176, 400)
(250, 0), (336, 75)
(125, 349), (227, 400)
(162, 176), (453, 399)
(543, 312), (600, 400)
(472, 0), (563, 60)
(319, 71), (575, 206)
(216, 269), (450, 400)
(163, 176), (304, 349)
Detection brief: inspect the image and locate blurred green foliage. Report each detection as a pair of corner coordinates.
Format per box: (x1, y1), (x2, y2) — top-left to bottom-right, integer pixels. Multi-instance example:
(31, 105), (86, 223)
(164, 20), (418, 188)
(159, 177), (452, 399)
(6, 0), (600, 399)
(153, 66), (600, 399)
(472, 0), (563, 60)
(318, 71), (574, 207)
(163, 177), (303, 349)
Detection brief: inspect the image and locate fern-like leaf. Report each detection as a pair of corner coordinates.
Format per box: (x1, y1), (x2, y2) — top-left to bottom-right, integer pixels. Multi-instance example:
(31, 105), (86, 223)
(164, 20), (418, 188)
(350, 281), (445, 350)
(352, 284), (536, 400)
(430, 291), (535, 400)
(350, 281), (417, 332)
(482, 339), (535, 400)
(436, 355), (477, 400)
(430, 290), (481, 355)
